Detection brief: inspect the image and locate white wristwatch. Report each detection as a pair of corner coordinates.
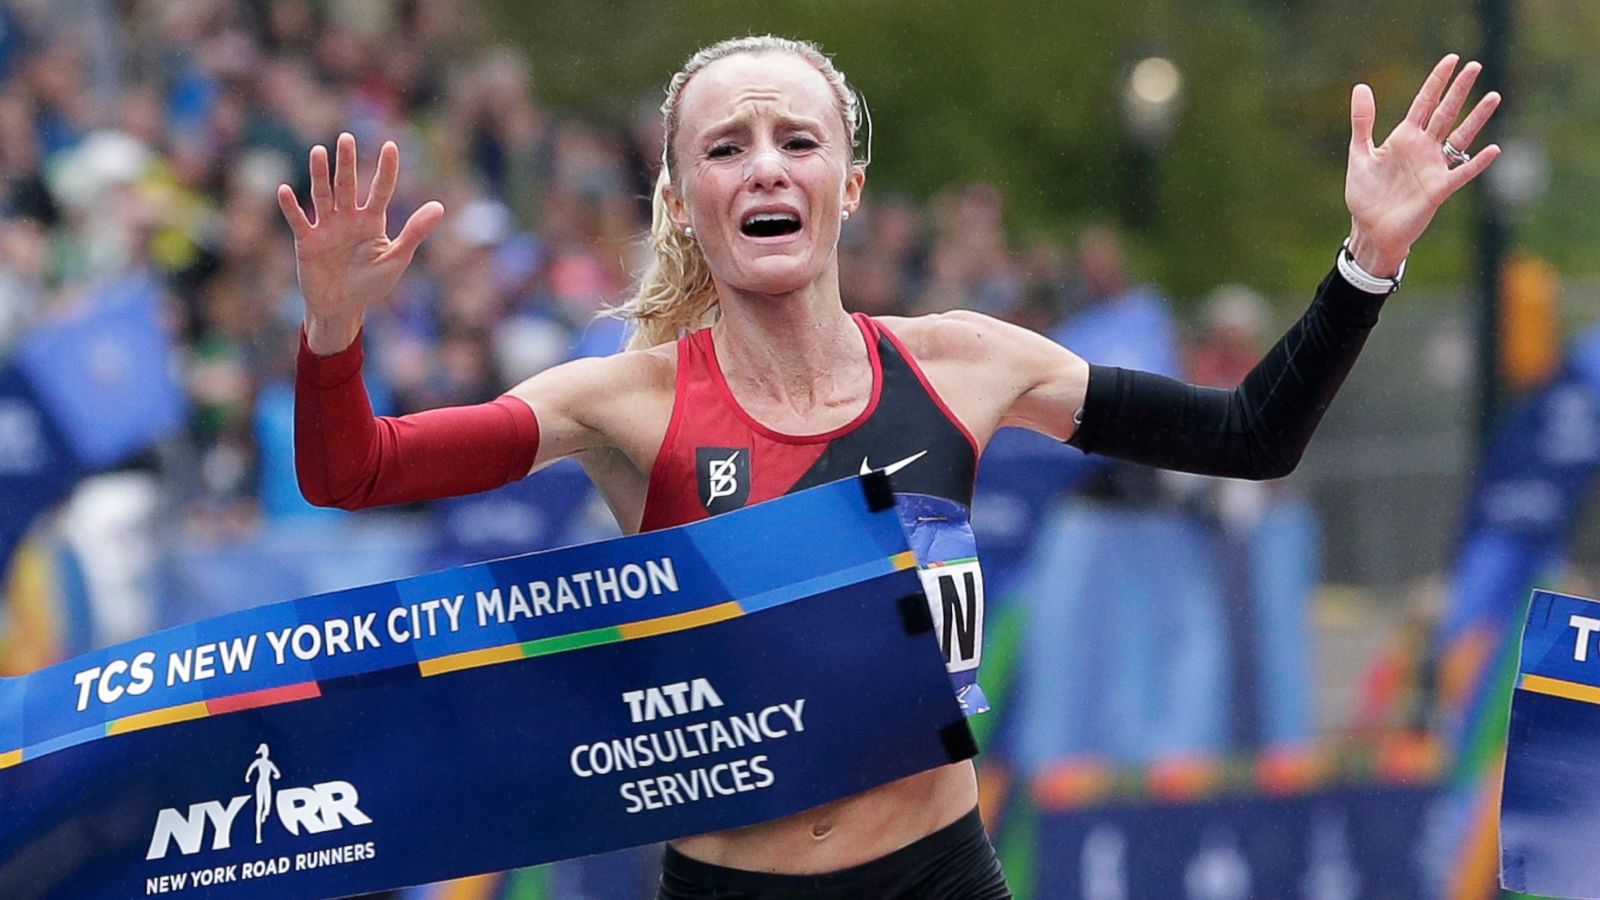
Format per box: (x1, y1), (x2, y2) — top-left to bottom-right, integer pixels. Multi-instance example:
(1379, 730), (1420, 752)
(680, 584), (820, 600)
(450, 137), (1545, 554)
(1337, 239), (1406, 295)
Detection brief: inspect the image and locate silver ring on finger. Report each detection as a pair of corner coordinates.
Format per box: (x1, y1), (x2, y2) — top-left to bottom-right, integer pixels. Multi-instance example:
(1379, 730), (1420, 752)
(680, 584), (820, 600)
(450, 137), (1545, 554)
(1442, 139), (1472, 166)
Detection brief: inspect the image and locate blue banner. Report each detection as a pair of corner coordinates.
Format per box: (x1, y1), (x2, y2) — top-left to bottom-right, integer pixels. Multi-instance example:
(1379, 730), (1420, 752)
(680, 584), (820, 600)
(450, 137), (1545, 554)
(0, 476), (974, 899)
(0, 364), (82, 571)
(12, 274), (184, 471)
(1501, 588), (1600, 898)
(0, 274), (184, 577)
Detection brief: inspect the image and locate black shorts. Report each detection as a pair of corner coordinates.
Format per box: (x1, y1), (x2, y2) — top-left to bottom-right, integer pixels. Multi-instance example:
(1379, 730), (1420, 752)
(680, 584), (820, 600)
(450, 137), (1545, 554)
(656, 807), (1011, 899)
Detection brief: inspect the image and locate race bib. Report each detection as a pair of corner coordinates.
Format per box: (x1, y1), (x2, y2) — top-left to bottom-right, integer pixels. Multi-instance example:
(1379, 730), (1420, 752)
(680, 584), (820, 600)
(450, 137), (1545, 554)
(897, 492), (989, 715)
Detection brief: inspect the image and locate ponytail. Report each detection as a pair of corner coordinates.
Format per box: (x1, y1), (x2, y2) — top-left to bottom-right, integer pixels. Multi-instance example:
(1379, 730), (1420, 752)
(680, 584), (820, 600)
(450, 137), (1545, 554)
(607, 170), (719, 350)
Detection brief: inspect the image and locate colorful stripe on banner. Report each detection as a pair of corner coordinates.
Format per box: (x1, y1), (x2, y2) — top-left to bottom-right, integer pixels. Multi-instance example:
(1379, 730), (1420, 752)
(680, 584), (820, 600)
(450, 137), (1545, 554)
(18, 682), (333, 760)
(415, 600), (744, 679)
(105, 701), (209, 735)
(619, 601), (743, 639)
(1517, 672), (1600, 706)
(206, 681), (322, 715)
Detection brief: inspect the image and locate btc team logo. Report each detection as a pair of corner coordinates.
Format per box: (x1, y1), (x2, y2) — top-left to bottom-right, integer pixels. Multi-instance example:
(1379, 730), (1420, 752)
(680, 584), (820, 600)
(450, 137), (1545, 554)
(696, 447), (751, 514)
(145, 743), (371, 860)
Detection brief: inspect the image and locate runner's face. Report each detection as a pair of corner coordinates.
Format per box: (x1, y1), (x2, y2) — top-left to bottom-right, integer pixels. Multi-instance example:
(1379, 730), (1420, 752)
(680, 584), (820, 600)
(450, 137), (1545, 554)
(666, 52), (864, 297)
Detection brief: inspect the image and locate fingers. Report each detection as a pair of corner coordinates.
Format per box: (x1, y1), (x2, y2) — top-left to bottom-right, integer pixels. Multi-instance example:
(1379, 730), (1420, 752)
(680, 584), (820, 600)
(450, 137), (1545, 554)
(333, 132), (358, 211)
(388, 200), (446, 264)
(1349, 84), (1376, 156)
(309, 144), (332, 223)
(1446, 143), (1502, 194)
(1426, 60), (1482, 139)
(276, 184), (312, 238)
(363, 141), (400, 212)
(306, 135), (407, 228)
(1448, 91), (1502, 153)
(1404, 54), (1460, 129)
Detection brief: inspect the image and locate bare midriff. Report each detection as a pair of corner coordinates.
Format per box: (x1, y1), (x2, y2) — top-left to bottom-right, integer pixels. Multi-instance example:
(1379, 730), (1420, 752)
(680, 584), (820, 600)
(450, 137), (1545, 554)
(668, 760), (978, 874)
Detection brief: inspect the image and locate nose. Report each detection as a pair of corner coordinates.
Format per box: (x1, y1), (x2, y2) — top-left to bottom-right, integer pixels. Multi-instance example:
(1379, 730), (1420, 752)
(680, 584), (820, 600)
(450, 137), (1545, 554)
(742, 147), (790, 189)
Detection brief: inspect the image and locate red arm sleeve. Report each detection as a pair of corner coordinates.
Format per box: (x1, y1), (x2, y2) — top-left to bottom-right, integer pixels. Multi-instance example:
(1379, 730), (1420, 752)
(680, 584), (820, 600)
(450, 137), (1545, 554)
(294, 330), (541, 510)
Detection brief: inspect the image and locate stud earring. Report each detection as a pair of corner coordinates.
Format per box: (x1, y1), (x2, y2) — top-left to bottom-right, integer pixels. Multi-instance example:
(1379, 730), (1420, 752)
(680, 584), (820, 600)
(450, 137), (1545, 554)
(841, 210), (851, 222)
(685, 226), (694, 237)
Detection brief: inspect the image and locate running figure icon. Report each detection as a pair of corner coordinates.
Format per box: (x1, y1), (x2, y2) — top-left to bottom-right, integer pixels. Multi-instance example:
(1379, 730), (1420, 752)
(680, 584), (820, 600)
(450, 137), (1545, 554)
(244, 743), (281, 844)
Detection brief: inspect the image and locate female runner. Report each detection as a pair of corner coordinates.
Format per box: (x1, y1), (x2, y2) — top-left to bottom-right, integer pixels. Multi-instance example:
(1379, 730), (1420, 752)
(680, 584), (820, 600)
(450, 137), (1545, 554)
(281, 36), (1499, 900)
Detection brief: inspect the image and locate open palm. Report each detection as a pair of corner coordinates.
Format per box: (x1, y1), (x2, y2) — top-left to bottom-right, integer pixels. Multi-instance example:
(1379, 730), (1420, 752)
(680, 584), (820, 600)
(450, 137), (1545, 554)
(1345, 55), (1501, 276)
(277, 133), (444, 354)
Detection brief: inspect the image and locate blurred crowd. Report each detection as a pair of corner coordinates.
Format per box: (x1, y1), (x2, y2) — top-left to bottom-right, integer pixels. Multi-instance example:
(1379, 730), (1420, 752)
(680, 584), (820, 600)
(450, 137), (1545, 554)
(0, 0), (1270, 529)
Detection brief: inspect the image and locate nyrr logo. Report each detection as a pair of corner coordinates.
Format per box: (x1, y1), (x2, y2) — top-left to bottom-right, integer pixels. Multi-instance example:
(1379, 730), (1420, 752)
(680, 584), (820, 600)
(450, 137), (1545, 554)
(696, 447), (751, 514)
(145, 743), (371, 860)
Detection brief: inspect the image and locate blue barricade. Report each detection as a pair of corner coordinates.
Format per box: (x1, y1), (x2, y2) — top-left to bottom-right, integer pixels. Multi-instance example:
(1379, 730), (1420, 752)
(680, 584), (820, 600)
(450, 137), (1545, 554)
(1032, 781), (1437, 898)
(1011, 501), (1318, 768)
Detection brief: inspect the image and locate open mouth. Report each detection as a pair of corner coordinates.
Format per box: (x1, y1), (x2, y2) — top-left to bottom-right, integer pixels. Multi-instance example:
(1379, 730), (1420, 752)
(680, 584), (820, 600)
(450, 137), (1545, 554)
(739, 210), (803, 238)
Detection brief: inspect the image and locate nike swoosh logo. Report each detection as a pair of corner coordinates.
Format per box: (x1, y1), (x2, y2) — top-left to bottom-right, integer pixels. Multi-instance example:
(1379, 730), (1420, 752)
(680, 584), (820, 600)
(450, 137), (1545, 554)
(860, 450), (928, 477)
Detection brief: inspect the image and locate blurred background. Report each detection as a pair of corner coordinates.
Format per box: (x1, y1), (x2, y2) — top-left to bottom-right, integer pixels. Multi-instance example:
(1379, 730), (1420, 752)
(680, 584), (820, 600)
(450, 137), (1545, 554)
(1, 0), (1596, 897)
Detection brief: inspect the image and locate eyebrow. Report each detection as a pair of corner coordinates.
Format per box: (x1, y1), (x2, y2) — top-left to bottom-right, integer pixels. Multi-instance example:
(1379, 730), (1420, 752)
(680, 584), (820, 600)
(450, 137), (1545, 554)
(696, 109), (827, 144)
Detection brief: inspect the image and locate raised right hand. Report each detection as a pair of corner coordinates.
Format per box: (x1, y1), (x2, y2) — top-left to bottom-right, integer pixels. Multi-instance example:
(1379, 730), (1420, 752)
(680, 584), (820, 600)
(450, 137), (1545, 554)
(278, 132), (444, 355)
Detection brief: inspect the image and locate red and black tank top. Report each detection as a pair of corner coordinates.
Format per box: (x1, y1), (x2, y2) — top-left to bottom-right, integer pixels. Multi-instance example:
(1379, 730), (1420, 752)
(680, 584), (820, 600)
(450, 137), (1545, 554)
(641, 313), (991, 716)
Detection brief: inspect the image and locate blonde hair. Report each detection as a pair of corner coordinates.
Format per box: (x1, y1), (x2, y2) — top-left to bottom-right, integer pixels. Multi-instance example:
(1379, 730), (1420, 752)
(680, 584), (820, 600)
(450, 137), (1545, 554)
(609, 35), (867, 350)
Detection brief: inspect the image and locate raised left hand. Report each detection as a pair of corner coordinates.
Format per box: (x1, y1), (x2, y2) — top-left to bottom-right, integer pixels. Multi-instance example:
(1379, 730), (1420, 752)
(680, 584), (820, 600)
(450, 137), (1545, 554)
(1345, 54), (1501, 277)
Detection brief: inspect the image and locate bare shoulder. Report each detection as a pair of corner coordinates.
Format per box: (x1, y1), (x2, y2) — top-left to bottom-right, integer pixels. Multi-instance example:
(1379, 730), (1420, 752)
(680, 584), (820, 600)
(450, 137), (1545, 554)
(569, 339), (678, 386)
(502, 339), (679, 468)
(506, 341), (677, 413)
(873, 310), (1055, 369)
(873, 310), (1088, 441)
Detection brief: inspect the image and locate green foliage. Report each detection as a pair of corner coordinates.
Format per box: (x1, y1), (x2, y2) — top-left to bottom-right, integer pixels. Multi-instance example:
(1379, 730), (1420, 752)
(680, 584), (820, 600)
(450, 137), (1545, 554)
(489, 0), (1600, 306)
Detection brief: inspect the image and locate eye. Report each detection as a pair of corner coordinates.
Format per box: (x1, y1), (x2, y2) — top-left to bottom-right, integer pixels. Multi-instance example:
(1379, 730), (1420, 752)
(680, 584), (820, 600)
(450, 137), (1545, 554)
(707, 143), (740, 159)
(784, 136), (819, 152)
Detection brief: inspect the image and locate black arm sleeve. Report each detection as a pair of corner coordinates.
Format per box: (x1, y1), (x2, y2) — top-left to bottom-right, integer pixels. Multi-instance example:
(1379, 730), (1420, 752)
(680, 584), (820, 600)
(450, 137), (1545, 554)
(1065, 266), (1387, 480)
